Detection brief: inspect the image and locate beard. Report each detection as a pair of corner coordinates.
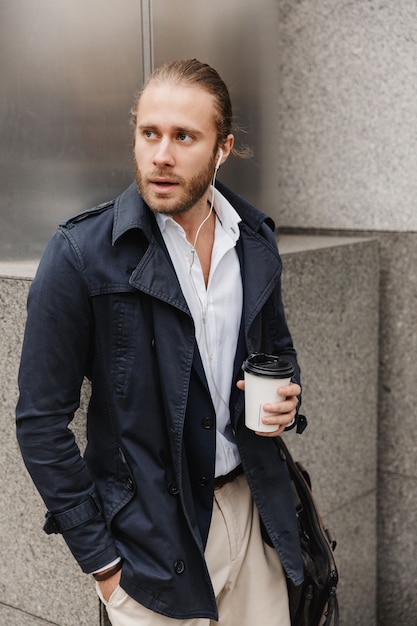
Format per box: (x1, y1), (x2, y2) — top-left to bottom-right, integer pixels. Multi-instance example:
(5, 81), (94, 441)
(134, 154), (216, 216)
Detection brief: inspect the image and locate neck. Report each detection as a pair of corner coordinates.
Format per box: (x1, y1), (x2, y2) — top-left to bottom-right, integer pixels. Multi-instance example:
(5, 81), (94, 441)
(174, 197), (214, 247)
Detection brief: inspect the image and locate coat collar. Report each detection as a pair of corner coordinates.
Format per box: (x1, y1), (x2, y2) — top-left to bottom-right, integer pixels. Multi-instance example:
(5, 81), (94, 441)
(111, 180), (276, 246)
(112, 182), (154, 245)
(111, 181), (281, 324)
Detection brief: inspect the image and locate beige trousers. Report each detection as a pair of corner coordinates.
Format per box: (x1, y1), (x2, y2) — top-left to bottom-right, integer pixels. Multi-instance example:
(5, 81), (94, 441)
(96, 474), (290, 626)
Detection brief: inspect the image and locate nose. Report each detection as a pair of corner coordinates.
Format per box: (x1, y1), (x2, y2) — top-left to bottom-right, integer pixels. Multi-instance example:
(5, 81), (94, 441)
(153, 139), (175, 168)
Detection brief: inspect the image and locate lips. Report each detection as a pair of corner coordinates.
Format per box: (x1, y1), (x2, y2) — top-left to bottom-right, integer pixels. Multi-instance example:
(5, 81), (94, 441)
(149, 177), (180, 194)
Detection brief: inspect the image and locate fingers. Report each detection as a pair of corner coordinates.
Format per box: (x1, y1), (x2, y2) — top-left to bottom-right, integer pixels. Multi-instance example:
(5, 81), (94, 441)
(261, 392), (298, 433)
(99, 569), (122, 603)
(276, 382), (301, 398)
(263, 384), (298, 416)
(261, 407), (295, 429)
(236, 379), (300, 437)
(255, 425), (286, 438)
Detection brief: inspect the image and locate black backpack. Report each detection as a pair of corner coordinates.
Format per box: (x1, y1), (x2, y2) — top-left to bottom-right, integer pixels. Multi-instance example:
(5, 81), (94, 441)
(277, 436), (339, 626)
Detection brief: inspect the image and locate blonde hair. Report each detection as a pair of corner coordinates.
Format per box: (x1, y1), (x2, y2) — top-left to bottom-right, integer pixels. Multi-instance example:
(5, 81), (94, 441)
(131, 58), (252, 159)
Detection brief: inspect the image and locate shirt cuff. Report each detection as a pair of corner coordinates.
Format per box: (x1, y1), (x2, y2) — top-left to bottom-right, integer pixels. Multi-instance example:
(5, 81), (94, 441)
(90, 557), (121, 575)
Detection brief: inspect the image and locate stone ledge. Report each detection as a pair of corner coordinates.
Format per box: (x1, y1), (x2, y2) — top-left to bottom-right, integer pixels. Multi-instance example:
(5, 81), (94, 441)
(278, 233), (372, 254)
(0, 234), (372, 281)
(1, 235), (380, 626)
(0, 262), (38, 280)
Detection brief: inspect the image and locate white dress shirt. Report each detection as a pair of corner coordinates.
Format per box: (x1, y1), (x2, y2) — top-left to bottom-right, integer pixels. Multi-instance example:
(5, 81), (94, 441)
(155, 186), (243, 477)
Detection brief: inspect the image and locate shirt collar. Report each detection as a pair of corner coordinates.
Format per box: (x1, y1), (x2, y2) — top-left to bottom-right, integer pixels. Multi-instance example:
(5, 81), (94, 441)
(154, 186), (242, 242)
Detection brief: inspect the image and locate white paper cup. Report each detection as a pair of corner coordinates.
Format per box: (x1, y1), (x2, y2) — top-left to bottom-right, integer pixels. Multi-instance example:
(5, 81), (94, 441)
(242, 354), (294, 432)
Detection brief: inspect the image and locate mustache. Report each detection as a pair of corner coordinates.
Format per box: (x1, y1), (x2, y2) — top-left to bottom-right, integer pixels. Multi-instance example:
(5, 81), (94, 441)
(148, 169), (184, 183)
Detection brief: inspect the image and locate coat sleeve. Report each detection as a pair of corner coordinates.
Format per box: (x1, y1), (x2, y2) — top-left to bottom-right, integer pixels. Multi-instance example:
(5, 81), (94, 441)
(260, 223), (305, 432)
(16, 229), (119, 573)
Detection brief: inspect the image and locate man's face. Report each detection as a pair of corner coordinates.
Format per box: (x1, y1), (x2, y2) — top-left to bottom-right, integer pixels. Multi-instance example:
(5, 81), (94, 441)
(134, 82), (220, 216)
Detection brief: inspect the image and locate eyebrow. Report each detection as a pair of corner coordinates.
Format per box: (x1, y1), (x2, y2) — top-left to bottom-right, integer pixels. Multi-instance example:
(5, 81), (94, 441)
(137, 123), (203, 136)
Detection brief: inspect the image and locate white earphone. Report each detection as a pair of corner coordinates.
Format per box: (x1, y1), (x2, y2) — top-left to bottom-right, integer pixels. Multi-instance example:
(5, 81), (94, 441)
(192, 148), (223, 249)
(215, 148), (223, 171)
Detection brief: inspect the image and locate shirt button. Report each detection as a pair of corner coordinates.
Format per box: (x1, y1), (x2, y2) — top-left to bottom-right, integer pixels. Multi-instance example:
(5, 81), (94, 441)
(174, 560), (185, 574)
(201, 417), (214, 429)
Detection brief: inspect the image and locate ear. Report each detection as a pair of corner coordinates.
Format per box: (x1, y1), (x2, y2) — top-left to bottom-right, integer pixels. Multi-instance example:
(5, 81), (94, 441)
(218, 134), (234, 166)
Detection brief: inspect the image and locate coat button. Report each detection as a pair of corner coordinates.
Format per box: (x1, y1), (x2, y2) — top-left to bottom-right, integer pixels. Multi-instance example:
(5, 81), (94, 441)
(174, 560), (185, 574)
(201, 417), (214, 429)
(168, 481), (179, 496)
(126, 477), (134, 491)
(279, 448), (286, 461)
(199, 476), (209, 487)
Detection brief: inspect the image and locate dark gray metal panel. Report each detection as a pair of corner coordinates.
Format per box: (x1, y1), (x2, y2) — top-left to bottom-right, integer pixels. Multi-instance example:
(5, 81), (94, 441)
(0, 1), (142, 261)
(151, 0), (279, 218)
(1, 1), (281, 261)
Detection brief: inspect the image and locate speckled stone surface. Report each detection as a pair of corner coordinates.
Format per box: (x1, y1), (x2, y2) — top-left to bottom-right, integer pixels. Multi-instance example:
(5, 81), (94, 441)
(280, 236), (380, 626)
(262, 1), (417, 231)
(0, 275), (99, 626)
(375, 233), (417, 626)
(280, 231), (417, 626)
(5, 232), (414, 626)
(0, 603), (61, 625)
(377, 473), (417, 626)
(280, 239), (379, 514)
(327, 492), (377, 626)
(377, 234), (417, 475)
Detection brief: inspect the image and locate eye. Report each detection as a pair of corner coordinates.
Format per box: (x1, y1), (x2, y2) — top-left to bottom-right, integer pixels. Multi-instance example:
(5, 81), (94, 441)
(177, 132), (193, 143)
(142, 129), (156, 140)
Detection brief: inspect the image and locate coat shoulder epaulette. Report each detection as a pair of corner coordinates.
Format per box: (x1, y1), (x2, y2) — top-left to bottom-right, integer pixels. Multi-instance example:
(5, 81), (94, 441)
(59, 200), (115, 229)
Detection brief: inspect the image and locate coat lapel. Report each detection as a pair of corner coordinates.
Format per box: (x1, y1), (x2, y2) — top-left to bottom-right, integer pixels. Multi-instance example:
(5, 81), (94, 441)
(230, 224), (282, 423)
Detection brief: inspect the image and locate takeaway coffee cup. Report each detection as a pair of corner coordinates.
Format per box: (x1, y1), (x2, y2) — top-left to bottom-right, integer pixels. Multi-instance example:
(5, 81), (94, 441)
(242, 353), (295, 432)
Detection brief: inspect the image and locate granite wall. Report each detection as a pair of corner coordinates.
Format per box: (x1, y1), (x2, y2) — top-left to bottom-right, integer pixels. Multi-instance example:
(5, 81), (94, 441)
(376, 233), (417, 624)
(0, 269), (100, 626)
(279, 236), (380, 626)
(0, 234), (380, 626)
(266, 3), (417, 624)
(263, 1), (417, 233)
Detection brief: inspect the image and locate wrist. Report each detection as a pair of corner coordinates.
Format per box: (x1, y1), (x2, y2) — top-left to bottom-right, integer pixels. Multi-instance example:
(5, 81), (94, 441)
(92, 560), (123, 581)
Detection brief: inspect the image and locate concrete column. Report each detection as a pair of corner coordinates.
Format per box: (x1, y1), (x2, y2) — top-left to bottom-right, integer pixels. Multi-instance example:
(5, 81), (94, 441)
(269, 4), (417, 624)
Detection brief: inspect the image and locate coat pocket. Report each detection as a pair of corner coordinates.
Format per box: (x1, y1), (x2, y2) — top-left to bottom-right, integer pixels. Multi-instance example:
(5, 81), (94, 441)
(101, 447), (136, 526)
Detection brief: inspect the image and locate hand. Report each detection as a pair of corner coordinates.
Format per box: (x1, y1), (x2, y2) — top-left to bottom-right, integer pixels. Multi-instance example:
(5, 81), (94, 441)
(98, 569), (122, 603)
(237, 380), (301, 437)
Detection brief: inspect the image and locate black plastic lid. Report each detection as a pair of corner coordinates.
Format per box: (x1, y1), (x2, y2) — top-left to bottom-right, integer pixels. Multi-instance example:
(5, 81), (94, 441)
(242, 353), (294, 378)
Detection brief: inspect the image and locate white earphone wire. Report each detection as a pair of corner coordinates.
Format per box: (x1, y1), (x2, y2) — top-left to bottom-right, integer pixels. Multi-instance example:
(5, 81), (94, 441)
(188, 150), (229, 409)
(192, 148), (222, 249)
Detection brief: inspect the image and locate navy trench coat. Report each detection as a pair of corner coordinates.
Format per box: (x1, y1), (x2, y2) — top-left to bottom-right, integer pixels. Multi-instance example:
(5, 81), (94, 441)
(16, 181), (304, 620)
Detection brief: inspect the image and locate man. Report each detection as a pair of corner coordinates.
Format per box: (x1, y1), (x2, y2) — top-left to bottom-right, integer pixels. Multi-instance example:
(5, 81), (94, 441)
(16, 59), (305, 625)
